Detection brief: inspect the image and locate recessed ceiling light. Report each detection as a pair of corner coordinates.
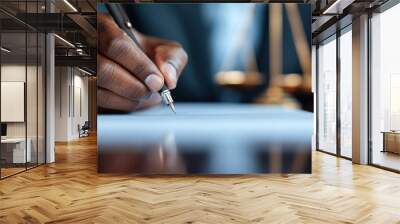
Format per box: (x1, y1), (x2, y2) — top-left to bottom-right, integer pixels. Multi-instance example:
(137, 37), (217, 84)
(77, 67), (93, 76)
(63, 0), (78, 12)
(54, 34), (75, 48)
(1, 47), (11, 53)
(322, 0), (354, 15)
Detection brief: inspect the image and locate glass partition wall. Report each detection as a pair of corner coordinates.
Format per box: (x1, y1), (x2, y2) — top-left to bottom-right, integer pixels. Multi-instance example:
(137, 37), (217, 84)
(0, 30), (28, 177)
(0, 1), (46, 179)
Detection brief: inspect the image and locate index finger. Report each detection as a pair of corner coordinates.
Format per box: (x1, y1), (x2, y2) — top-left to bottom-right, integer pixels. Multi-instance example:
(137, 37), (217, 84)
(154, 44), (188, 89)
(97, 13), (165, 92)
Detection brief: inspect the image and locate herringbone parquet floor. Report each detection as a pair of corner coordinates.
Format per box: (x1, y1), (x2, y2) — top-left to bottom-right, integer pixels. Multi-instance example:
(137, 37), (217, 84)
(1, 135), (400, 224)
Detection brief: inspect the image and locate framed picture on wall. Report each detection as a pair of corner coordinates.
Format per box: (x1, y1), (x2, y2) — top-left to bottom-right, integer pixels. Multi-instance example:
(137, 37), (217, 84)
(1, 81), (25, 122)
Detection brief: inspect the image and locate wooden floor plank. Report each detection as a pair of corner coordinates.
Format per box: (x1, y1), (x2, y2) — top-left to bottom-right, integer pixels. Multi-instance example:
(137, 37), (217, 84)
(0, 135), (400, 223)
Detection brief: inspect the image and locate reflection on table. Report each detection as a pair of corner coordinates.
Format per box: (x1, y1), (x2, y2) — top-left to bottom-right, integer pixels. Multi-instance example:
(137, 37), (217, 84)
(98, 103), (313, 174)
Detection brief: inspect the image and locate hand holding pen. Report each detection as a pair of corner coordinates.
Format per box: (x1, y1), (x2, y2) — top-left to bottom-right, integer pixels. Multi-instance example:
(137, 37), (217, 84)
(97, 11), (188, 112)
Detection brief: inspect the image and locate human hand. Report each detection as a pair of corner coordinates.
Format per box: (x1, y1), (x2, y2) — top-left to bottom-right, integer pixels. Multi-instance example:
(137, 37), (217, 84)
(97, 13), (188, 111)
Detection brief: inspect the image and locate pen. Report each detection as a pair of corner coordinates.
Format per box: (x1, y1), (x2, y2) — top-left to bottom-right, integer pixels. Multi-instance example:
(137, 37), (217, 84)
(105, 3), (176, 113)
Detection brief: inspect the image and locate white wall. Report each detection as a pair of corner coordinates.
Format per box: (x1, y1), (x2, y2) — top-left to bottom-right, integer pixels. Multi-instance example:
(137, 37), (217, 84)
(1, 65), (26, 139)
(72, 73), (89, 138)
(1, 64), (46, 164)
(1, 65), (42, 138)
(1, 65), (26, 81)
(55, 66), (69, 141)
(54, 67), (89, 141)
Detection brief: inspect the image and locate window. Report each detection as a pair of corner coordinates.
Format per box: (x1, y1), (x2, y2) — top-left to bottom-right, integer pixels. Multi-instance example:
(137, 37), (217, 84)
(370, 2), (400, 171)
(317, 35), (337, 154)
(339, 27), (352, 158)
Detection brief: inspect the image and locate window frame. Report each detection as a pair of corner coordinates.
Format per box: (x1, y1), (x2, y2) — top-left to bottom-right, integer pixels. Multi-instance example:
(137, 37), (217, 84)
(367, 0), (400, 173)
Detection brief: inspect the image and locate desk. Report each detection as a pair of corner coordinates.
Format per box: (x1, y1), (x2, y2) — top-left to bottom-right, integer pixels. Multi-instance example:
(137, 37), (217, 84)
(98, 103), (313, 174)
(1, 138), (31, 164)
(382, 131), (400, 154)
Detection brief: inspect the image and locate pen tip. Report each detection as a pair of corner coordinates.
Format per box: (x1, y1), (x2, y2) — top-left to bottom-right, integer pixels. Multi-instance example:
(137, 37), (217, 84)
(170, 103), (176, 114)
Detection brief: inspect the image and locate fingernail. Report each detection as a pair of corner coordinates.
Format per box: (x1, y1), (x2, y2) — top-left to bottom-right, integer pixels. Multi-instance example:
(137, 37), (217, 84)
(163, 63), (177, 89)
(144, 74), (163, 92)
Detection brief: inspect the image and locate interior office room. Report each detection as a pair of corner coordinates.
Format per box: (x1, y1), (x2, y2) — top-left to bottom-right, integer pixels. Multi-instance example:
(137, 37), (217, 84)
(0, 0), (400, 223)
(0, 0), (96, 179)
(0, 1), (47, 178)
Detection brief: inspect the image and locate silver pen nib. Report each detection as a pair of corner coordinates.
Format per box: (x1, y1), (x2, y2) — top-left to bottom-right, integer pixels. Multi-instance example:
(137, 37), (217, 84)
(169, 103), (176, 114)
(160, 88), (176, 114)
